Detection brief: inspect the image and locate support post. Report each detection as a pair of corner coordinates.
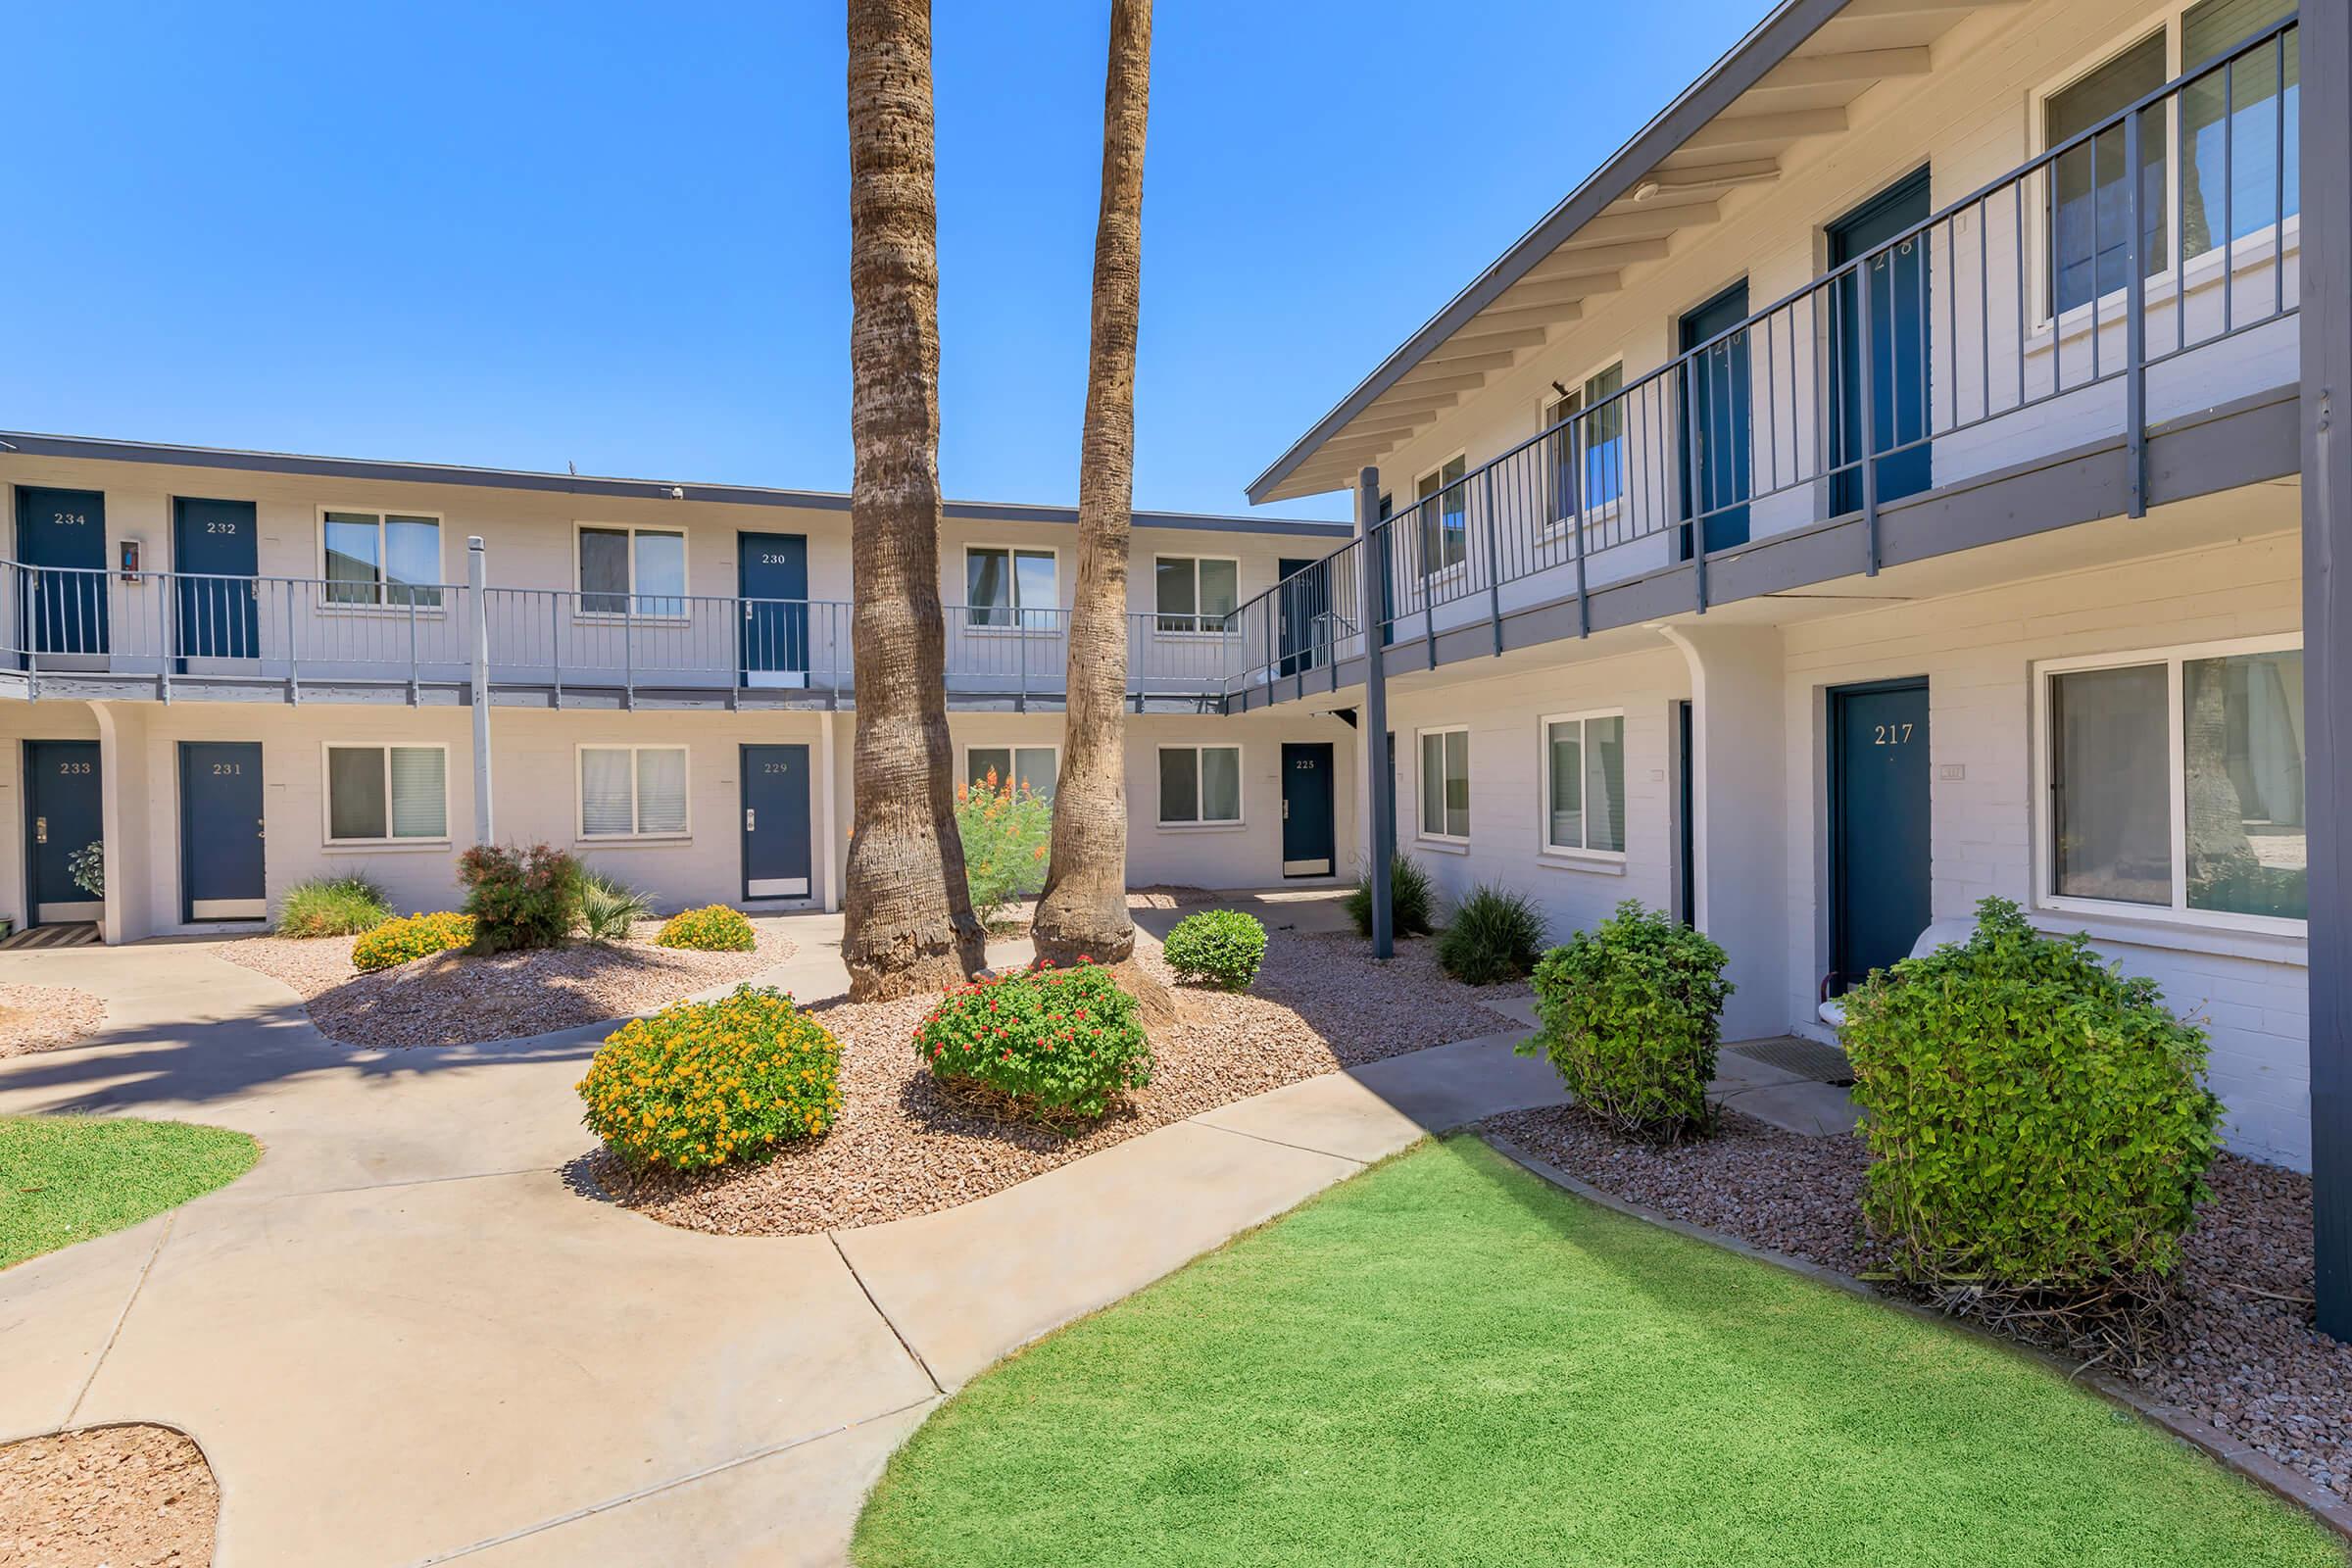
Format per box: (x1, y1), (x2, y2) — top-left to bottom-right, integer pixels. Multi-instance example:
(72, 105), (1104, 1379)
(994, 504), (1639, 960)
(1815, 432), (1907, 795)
(1481, 464), (1502, 656)
(1858, 261), (1881, 574)
(1354, 466), (1395, 961)
(467, 536), (494, 845)
(2124, 103), (2148, 518)
(2303, 0), (2352, 1342)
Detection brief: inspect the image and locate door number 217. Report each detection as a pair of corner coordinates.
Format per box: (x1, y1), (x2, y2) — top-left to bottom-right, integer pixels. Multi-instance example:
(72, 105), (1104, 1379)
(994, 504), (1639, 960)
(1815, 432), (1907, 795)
(1873, 723), (1915, 746)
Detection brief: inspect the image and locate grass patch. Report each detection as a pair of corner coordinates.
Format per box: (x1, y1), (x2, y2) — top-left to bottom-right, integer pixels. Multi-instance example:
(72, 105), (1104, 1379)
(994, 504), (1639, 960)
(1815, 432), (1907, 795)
(854, 1138), (2338, 1568)
(274, 873), (394, 938)
(0, 1115), (259, 1269)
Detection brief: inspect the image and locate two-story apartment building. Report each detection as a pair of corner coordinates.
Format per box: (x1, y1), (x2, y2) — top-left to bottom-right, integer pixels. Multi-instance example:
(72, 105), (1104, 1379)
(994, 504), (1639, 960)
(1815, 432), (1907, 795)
(1224, 0), (2317, 1170)
(0, 435), (1360, 943)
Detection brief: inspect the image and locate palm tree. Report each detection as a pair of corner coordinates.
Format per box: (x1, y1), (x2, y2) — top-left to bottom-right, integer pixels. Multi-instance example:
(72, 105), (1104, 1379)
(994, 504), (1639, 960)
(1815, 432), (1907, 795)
(842, 0), (985, 999)
(1032, 0), (1159, 1008)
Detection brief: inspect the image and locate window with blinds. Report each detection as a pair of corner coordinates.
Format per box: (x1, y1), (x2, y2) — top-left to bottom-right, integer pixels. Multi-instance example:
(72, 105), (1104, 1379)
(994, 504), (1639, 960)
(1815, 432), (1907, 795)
(579, 746), (689, 838)
(324, 745), (447, 843)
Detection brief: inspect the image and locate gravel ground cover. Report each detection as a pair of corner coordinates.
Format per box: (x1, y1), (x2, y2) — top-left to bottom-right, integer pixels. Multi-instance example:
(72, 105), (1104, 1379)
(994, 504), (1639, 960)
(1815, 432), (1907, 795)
(1481, 1102), (2352, 1504)
(221, 922), (794, 1049)
(589, 931), (1520, 1236)
(0, 982), (108, 1058)
(0, 1424), (217, 1567)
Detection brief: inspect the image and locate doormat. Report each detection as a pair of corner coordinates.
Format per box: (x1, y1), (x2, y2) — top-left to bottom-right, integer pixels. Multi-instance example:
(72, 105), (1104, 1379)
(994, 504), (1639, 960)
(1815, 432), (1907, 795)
(1725, 1036), (1854, 1086)
(0, 923), (100, 951)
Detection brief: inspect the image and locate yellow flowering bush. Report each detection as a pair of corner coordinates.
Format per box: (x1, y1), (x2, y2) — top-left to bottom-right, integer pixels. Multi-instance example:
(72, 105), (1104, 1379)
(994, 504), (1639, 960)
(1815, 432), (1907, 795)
(957, 770), (1053, 926)
(352, 911), (476, 972)
(655, 905), (759, 952)
(578, 984), (841, 1170)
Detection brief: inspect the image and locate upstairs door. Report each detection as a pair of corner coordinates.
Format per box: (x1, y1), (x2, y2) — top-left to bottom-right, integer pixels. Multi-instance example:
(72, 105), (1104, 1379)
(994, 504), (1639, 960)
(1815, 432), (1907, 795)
(172, 498), (261, 664)
(1677, 282), (1751, 557)
(24, 740), (103, 927)
(1828, 680), (1932, 995)
(738, 533), (810, 688)
(179, 741), (266, 921)
(1281, 742), (1335, 877)
(16, 487), (108, 659)
(741, 744), (813, 900)
(1830, 168), (1934, 515)
(1276, 557), (1326, 677)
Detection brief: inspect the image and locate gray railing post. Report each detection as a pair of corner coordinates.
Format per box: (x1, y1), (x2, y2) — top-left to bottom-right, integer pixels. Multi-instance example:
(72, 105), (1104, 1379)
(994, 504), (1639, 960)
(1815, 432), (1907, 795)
(2124, 103), (2148, 518)
(1423, 502), (1438, 669)
(468, 537), (493, 844)
(1684, 360), (1711, 611)
(157, 569), (172, 703)
(551, 592), (563, 709)
(1571, 419), (1592, 637)
(1263, 593), (1276, 696)
(623, 597), (635, 710)
(1481, 463), (1502, 656)
(1858, 261), (1882, 576)
(1355, 466), (1394, 961)
(1016, 615), (1029, 712)
(407, 591), (421, 707)
(286, 582), (300, 704)
(24, 570), (36, 703)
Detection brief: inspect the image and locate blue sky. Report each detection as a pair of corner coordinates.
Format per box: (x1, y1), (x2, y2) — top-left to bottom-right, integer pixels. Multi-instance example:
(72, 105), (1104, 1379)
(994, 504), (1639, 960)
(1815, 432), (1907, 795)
(8, 1), (1766, 520)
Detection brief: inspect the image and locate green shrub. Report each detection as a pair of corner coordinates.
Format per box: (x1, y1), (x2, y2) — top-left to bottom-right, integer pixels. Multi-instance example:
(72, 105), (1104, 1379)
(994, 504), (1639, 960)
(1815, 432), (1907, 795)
(656, 905), (759, 952)
(1437, 883), (1548, 985)
(1842, 898), (2222, 1293)
(914, 961), (1150, 1123)
(1518, 901), (1731, 1142)
(1162, 909), (1267, 990)
(276, 873), (394, 938)
(958, 771), (1054, 926)
(1345, 855), (1436, 940)
(457, 843), (583, 956)
(579, 870), (654, 942)
(578, 985), (840, 1170)
(352, 911), (475, 972)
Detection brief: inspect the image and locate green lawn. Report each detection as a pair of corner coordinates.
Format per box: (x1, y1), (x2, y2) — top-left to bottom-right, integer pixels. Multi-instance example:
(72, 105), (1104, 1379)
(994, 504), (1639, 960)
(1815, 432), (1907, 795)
(0, 1115), (259, 1269)
(855, 1138), (2340, 1568)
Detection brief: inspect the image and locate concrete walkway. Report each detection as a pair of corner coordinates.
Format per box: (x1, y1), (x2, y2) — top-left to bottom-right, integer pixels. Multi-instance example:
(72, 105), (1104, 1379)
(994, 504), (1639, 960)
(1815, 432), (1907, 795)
(0, 907), (1565, 1567)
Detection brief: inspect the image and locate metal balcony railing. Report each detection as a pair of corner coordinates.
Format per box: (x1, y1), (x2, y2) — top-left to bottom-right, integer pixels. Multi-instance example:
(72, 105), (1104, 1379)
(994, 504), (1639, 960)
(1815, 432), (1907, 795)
(0, 563), (1240, 709)
(1222, 15), (2302, 697)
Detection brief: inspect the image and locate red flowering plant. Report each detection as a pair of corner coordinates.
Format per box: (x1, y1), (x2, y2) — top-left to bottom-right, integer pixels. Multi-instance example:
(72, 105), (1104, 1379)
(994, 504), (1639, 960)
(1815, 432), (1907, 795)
(912, 959), (1151, 1125)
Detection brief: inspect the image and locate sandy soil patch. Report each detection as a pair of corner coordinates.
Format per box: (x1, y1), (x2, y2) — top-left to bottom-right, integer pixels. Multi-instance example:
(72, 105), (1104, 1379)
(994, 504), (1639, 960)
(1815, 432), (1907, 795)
(221, 922), (795, 1049)
(0, 1424), (216, 1567)
(1483, 1102), (2352, 1503)
(0, 983), (107, 1058)
(586, 930), (1522, 1235)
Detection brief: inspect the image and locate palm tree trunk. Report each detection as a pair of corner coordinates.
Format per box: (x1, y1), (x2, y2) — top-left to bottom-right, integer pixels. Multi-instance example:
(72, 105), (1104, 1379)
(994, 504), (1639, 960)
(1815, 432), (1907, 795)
(843, 0), (985, 1000)
(1033, 0), (1157, 1004)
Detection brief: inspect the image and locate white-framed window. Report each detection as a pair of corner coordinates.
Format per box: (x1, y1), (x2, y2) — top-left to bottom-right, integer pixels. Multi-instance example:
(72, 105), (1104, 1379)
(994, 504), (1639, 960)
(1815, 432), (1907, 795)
(321, 509), (443, 608)
(1157, 744), (1242, 825)
(1418, 725), (1470, 842)
(323, 743), (449, 844)
(1415, 456), (1469, 576)
(2035, 0), (2298, 320)
(2035, 634), (2304, 929)
(1153, 555), (1239, 634)
(578, 523), (687, 617)
(1542, 710), (1627, 856)
(578, 744), (691, 839)
(964, 744), (1058, 800)
(1543, 363), (1627, 521)
(965, 545), (1058, 629)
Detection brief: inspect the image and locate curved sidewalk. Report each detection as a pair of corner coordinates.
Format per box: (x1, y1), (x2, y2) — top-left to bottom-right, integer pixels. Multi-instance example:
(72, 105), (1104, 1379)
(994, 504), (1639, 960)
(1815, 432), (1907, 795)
(0, 920), (1561, 1567)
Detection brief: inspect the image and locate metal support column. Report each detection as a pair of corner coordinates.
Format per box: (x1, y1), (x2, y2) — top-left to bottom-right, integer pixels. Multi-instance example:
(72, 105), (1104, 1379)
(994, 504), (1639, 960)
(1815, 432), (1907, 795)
(468, 537), (495, 845)
(1355, 467), (1395, 961)
(2303, 0), (2352, 1343)
(2124, 105), (2149, 518)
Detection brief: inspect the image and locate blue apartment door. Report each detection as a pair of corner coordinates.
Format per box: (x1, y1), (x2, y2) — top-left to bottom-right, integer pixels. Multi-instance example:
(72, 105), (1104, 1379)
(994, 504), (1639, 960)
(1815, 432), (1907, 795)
(24, 740), (103, 926)
(1829, 680), (1932, 994)
(1276, 557), (1325, 676)
(1281, 742), (1335, 878)
(1678, 282), (1751, 557)
(741, 744), (812, 900)
(1830, 168), (1933, 515)
(172, 498), (260, 662)
(16, 487), (108, 658)
(738, 533), (809, 687)
(179, 742), (266, 922)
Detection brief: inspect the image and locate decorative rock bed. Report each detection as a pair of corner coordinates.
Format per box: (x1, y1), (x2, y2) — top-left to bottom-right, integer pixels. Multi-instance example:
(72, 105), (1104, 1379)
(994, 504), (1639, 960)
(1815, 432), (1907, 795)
(1481, 1101), (2352, 1506)
(583, 930), (1521, 1236)
(222, 921), (795, 1049)
(0, 982), (108, 1058)
(0, 1424), (217, 1567)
